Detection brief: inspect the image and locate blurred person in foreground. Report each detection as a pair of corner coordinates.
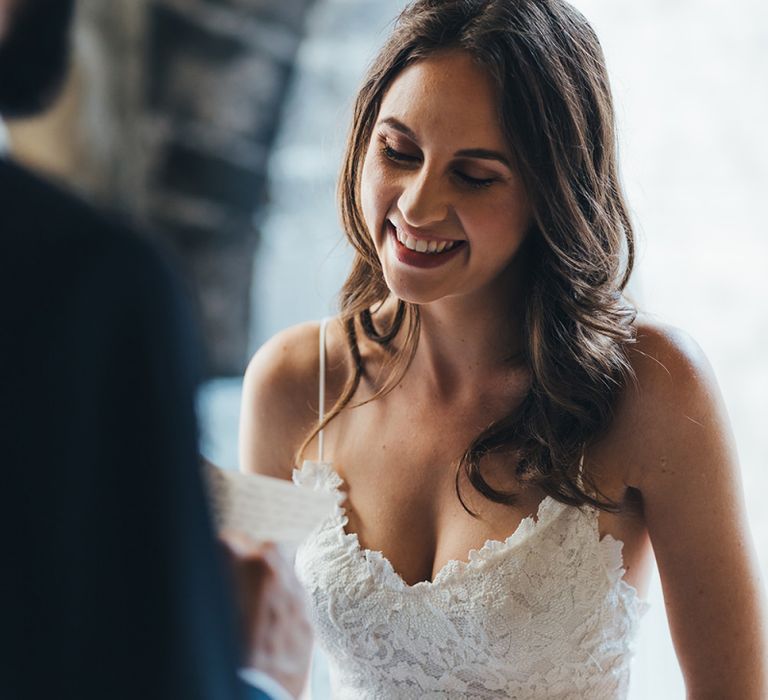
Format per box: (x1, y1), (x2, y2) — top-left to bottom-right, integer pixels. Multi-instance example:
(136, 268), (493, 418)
(0, 1), (311, 698)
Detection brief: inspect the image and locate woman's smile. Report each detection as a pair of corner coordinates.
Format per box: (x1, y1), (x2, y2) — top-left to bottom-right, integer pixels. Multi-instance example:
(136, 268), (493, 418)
(387, 220), (467, 269)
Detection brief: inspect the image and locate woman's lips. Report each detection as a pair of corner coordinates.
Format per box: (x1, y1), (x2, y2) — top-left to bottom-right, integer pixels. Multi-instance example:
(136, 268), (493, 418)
(387, 221), (466, 269)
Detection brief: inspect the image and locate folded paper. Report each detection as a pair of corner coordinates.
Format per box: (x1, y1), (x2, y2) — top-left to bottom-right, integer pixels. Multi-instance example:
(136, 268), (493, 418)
(204, 460), (336, 546)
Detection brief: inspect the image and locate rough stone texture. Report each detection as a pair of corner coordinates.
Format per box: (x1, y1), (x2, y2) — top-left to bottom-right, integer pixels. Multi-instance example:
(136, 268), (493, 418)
(62, 0), (149, 208)
(144, 0), (317, 374)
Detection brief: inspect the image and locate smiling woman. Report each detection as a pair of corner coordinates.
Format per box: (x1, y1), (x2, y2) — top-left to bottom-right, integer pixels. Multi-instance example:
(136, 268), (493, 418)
(238, 0), (768, 697)
(361, 52), (532, 306)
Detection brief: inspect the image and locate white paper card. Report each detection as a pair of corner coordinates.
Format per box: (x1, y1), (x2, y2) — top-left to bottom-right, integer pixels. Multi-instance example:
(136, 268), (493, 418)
(204, 461), (336, 546)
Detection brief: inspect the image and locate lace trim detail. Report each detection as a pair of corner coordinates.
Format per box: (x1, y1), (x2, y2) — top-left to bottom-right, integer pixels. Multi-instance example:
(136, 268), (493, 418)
(294, 460), (647, 605)
(293, 459), (344, 500)
(599, 531), (652, 618)
(293, 459), (650, 699)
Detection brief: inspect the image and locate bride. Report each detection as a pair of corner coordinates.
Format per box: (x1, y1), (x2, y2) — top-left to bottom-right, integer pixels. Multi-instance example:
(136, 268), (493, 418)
(239, 0), (767, 697)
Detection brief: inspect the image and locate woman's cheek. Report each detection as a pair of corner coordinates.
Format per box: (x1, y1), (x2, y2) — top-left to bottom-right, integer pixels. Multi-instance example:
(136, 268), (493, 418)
(360, 157), (387, 240)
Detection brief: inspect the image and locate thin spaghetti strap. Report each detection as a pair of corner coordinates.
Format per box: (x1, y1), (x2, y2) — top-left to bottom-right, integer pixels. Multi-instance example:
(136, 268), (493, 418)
(318, 317), (329, 462)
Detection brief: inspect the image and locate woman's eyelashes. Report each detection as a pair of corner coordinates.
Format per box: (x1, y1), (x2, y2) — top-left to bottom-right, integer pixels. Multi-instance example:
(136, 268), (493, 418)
(454, 170), (499, 189)
(381, 143), (418, 163)
(379, 139), (499, 190)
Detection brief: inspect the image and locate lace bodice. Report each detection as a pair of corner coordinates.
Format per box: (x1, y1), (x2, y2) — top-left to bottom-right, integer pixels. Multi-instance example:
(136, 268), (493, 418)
(293, 459), (650, 699)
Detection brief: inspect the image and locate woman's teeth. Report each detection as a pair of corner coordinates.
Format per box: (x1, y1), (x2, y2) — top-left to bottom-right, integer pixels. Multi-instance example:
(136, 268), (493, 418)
(394, 227), (459, 254)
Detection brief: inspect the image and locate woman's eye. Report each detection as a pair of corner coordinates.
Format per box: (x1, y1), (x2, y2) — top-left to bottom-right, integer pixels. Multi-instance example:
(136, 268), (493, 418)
(454, 171), (497, 189)
(382, 144), (418, 163)
(379, 139), (497, 189)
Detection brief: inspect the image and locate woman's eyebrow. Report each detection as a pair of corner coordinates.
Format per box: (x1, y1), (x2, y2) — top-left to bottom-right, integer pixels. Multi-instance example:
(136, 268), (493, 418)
(454, 148), (511, 169)
(378, 116), (512, 169)
(379, 116), (419, 141)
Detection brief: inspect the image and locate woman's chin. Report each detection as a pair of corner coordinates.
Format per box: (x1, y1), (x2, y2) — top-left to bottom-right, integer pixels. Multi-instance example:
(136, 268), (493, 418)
(381, 268), (449, 306)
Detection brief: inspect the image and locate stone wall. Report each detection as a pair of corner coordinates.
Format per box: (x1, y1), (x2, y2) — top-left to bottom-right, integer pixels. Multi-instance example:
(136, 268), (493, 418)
(144, 0), (316, 374)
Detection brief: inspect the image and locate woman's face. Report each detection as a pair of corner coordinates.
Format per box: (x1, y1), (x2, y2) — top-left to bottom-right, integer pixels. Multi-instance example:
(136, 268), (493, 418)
(360, 50), (533, 307)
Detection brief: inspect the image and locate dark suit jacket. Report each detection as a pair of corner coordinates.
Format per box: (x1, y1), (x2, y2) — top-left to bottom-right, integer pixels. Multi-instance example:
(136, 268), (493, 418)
(0, 158), (270, 700)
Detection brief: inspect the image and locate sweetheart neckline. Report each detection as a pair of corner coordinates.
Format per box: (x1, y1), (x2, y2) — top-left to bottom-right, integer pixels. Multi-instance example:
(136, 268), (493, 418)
(294, 460), (649, 605)
(339, 488), (564, 590)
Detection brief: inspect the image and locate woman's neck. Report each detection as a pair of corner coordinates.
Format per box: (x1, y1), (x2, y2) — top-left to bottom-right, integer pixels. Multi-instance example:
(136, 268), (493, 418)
(408, 260), (530, 400)
(415, 304), (521, 391)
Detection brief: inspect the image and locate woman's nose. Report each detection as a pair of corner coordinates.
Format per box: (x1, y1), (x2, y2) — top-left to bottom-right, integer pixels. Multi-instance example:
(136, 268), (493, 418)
(397, 167), (449, 228)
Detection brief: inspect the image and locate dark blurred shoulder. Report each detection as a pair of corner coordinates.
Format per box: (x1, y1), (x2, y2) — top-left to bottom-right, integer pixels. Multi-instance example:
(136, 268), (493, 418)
(1, 157), (182, 275)
(0, 156), (202, 383)
(0, 157), (190, 319)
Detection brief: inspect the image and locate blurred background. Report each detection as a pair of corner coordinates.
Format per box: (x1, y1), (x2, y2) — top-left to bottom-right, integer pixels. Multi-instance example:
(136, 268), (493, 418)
(4, 0), (766, 697)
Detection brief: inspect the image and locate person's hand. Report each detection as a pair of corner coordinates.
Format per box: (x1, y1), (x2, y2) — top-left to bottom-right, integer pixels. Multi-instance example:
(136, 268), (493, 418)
(220, 532), (313, 699)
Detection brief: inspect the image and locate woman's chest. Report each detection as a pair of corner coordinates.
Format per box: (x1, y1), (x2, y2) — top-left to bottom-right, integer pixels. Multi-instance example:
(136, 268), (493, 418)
(294, 457), (647, 699)
(322, 401), (652, 595)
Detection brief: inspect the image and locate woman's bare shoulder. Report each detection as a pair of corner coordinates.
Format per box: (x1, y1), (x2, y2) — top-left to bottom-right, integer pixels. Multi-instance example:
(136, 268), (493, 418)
(628, 313), (716, 414)
(612, 313), (725, 489)
(239, 318), (350, 479)
(630, 313), (707, 375)
(617, 326), (766, 694)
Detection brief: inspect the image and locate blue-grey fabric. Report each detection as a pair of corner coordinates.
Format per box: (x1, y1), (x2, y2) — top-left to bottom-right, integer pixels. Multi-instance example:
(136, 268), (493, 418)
(0, 158), (259, 700)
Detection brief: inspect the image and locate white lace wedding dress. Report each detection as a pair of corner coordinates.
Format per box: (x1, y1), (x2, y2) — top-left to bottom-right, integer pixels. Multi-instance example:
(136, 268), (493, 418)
(293, 320), (650, 699)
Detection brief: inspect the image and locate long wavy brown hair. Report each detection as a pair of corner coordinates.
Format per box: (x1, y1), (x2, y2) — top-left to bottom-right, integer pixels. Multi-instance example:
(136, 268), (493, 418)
(298, 0), (638, 515)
